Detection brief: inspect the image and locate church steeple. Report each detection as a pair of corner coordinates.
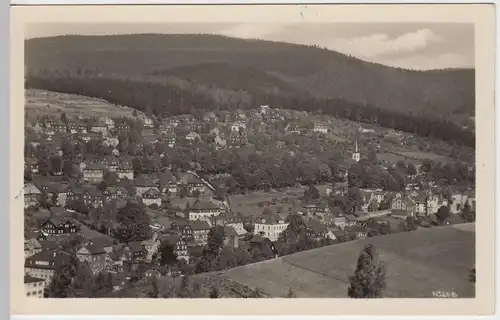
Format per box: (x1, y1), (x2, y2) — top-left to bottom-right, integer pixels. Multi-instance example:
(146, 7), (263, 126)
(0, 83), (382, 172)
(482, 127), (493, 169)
(352, 135), (360, 162)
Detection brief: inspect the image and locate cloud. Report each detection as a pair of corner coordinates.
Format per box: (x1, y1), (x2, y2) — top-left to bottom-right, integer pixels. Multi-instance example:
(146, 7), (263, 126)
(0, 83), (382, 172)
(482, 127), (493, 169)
(218, 24), (287, 40)
(328, 28), (444, 59)
(378, 52), (472, 70)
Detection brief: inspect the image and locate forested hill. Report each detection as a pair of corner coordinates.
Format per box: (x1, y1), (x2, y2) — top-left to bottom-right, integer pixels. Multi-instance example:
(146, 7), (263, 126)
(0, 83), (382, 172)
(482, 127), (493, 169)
(26, 34), (475, 118)
(24, 34), (475, 147)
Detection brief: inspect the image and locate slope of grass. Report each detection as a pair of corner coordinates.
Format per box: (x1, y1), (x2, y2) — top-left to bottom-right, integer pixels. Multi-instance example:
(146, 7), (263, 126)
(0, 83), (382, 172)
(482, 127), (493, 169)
(209, 224), (475, 298)
(25, 89), (137, 120)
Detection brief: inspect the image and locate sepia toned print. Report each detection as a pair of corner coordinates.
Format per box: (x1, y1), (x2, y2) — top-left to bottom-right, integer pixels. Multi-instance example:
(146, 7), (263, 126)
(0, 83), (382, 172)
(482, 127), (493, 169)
(10, 4), (495, 316)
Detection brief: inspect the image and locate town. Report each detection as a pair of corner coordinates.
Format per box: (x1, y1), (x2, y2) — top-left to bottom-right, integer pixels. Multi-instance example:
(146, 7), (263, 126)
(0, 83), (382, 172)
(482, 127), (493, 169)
(23, 89), (476, 298)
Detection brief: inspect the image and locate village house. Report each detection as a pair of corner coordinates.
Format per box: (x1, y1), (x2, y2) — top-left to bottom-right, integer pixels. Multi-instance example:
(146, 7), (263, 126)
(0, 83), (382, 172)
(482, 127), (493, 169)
(67, 186), (104, 209)
(99, 116), (115, 129)
(25, 250), (71, 286)
(347, 227), (369, 239)
(170, 219), (194, 241)
(187, 198), (222, 221)
(114, 121), (131, 134)
(116, 163), (134, 180)
(25, 230), (47, 242)
(102, 157), (120, 172)
(182, 114), (196, 124)
(450, 190), (476, 214)
(223, 226), (239, 248)
(24, 238), (43, 258)
(248, 235), (279, 258)
(76, 244), (109, 274)
(390, 193), (417, 218)
(185, 131), (201, 142)
(254, 215), (289, 242)
(103, 186), (129, 203)
(81, 131), (103, 142)
(178, 173), (206, 195)
(123, 242), (149, 262)
(284, 123), (301, 134)
(84, 188), (105, 208)
(210, 213), (247, 235)
(167, 118), (181, 127)
(82, 164), (105, 183)
(158, 121), (175, 134)
(25, 157), (39, 175)
(356, 126), (374, 134)
(425, 193), (448, 215)
(227, 131), (247, 148)
(410, 192), (428, 215)
(40, 218), (79, 236)
(24, 182), (42, 208)
(90, 121), (108, 135)
(332, 213), (347, 230)
(102, 136), (120, 148)
(313, 121), (328, 134)
(302, 203), (322, 216)
(328, 181), (348, 196)
(304, 219), (328, 241)
(157, 172), (178, 195)
(52, 121), (67, 134)
(330, 228), (348, 242)
(214, 135), (227, 150)
(344, 214), (358, 228)
(249, 110), (263, 120)
(86, 237), (115, 254)
(45, 183), (69, 207)
(230, 121), (246, 133)
(189, 220), (211, 245)
(163, 235), (189, 263)
(144, 268), (163, 279)
(137, 114), (154, 128)
(142, 188), (162, 207)
(66, 120), (87, 134)
(163, 133), (177, 148)
(134, 177), (159, 197)
(24, 275), (45, 298)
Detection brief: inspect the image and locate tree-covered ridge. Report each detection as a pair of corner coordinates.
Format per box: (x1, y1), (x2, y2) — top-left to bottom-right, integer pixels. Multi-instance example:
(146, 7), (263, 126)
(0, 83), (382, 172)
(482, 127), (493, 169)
(25, 34), (475, 119)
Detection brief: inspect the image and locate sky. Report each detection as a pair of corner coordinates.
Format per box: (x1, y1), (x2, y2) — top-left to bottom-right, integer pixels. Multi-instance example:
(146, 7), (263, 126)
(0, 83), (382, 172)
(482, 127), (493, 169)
(26, 23), (474, 70)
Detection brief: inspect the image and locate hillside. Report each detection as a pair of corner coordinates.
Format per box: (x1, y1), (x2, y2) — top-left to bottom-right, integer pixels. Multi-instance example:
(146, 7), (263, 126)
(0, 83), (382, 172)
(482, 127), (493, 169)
(200, 223), (475, 298)
(24, 89), (138, 120)
(25, 34), (475, 118)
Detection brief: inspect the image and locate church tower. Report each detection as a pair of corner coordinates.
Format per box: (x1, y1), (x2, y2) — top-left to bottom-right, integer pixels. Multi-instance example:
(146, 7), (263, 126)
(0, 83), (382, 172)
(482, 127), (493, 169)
(352, 137), (360, 162)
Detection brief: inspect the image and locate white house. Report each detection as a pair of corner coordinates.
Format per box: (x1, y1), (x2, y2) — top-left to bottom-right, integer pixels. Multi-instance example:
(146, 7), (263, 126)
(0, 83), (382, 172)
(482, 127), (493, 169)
(254, 215), (289, 242)
(142, 189), (162, 207)
(186, 132), (201, 141)
(231, 122), (246, 133)
(187, 198), (222, 221)
(24, 275), (45, 298)
(313, 122), (328, 134)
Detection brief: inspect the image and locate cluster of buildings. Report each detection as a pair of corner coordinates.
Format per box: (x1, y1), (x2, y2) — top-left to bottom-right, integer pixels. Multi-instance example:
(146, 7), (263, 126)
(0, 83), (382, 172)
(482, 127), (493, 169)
(23, 104), (476, 298)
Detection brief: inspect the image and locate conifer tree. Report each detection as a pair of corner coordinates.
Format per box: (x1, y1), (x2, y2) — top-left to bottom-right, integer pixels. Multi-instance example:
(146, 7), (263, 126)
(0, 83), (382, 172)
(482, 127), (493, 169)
(347, 244), (386, 298)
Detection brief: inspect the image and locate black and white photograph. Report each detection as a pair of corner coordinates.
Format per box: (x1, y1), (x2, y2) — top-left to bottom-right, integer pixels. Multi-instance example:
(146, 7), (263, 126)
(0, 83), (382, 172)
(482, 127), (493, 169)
(11, 4), (495, 315)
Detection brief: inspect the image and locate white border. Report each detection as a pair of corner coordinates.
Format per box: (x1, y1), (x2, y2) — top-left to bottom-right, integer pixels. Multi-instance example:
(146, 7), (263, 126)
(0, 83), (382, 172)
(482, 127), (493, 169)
(5, 1), (499, 319)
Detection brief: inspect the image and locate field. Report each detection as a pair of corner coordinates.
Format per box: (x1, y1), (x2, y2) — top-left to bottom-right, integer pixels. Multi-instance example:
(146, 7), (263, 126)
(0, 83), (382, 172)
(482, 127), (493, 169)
(228, 186), (307, 218)
(25, 89), (137, 120)
(376, 152), (421, 165)
(398, 151), (454, 163)
(207, 223), (475, 298)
